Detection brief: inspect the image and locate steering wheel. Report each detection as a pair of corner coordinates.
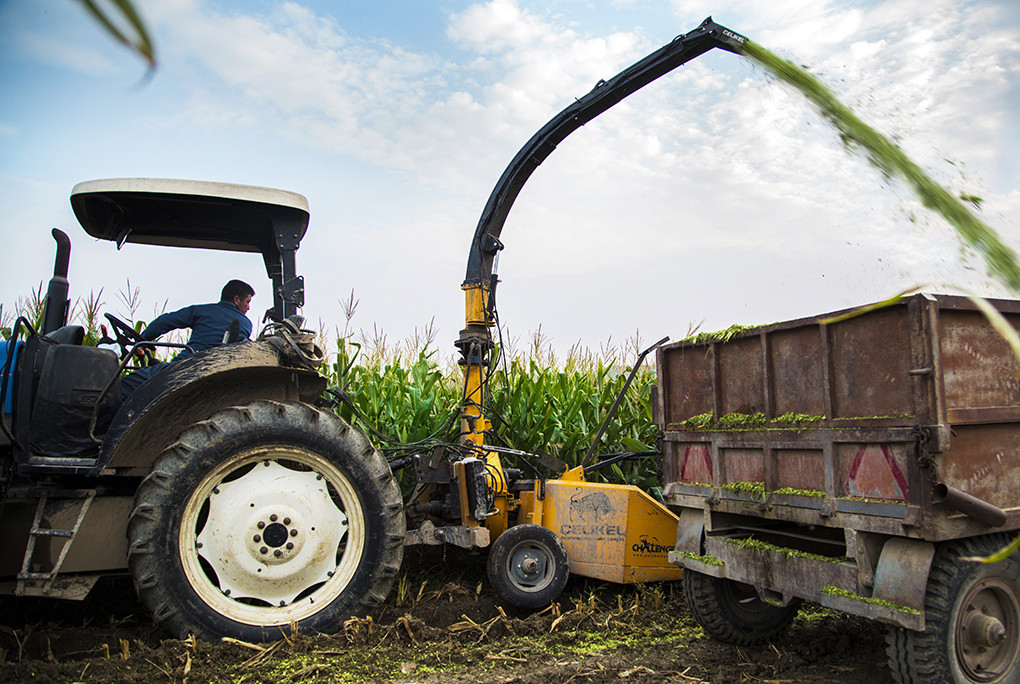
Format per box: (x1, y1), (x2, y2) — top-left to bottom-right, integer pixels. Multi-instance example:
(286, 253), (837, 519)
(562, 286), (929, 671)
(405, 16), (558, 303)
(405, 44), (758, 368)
(103, 313), (153, 364)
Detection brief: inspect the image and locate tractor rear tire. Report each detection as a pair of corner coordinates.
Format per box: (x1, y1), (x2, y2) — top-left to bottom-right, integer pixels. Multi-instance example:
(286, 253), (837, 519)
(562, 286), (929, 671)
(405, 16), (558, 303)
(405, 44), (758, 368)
(487, 524), (569, 610)
(127, 400), (404, 642)
(683, 570), (801, 645)
(885, 533), (1020, 684)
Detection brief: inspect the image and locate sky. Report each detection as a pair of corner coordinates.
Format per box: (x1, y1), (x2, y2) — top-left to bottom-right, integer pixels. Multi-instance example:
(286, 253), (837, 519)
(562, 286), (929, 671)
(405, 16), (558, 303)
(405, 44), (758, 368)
(1, 0), (1018, 361)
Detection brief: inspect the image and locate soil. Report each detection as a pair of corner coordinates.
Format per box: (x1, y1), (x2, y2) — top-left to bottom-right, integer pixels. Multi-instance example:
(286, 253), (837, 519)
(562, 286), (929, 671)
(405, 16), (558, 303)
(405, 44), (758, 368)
(0, 547), (895, 683)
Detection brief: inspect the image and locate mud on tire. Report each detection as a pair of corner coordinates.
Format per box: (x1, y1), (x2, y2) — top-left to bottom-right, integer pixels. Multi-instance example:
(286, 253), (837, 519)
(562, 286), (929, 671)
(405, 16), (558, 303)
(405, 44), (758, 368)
(126, 400), (405, 642)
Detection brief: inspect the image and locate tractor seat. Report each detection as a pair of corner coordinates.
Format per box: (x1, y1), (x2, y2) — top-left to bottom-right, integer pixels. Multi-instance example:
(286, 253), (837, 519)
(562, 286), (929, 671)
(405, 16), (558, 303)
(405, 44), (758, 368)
(46, 325), (85, 345)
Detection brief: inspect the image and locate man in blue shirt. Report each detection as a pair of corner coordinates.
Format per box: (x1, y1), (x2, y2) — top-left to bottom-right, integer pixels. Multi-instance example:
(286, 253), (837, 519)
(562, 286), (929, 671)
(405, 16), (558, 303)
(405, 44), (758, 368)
(120, 280), (255, 398)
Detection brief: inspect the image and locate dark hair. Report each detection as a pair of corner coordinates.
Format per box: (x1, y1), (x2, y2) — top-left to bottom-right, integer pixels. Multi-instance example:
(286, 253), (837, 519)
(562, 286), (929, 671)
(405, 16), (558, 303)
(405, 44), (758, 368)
(221, 279), (255, 302)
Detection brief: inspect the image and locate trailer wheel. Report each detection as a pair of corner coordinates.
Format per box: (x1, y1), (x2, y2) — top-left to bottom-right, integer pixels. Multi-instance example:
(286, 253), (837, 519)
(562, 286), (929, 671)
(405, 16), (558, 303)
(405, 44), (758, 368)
(126, 401), (404, 642)
(487, 524), (569, 610)
(885, 533), (1020, 684)
(683, 570), (801, 645)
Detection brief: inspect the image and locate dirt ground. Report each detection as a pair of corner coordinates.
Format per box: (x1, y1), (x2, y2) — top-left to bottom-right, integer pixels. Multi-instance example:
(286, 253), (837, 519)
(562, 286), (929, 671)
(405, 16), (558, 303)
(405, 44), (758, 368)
(0, 547), (895, 684)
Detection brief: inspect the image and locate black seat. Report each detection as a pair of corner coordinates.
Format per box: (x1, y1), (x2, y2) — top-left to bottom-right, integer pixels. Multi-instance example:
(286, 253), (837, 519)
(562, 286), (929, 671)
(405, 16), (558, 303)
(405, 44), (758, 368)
(46, 325), (85, 346)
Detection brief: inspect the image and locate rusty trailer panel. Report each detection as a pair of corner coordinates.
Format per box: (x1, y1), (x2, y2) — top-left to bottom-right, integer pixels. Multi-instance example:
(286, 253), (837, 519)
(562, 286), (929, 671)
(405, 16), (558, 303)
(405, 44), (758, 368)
(658, 294), (1020, 629)
(657, 293), (1020, 542)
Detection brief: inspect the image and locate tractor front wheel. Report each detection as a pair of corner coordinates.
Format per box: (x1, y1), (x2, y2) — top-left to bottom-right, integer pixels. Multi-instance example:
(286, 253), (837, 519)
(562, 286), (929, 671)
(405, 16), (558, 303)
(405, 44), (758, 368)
(487, 524), (569, 610)
(127, 401), (404, 642)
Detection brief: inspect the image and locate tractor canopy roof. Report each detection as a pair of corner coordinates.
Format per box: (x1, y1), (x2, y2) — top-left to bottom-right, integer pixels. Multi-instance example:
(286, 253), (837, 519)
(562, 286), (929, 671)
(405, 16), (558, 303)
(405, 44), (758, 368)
(70, 178), (308, 255)
(71, 178), (310, 320)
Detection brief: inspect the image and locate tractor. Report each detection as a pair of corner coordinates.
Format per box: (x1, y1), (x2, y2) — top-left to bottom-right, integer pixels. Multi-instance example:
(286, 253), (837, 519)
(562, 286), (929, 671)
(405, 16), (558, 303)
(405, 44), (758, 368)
(1, 179), (404, 642)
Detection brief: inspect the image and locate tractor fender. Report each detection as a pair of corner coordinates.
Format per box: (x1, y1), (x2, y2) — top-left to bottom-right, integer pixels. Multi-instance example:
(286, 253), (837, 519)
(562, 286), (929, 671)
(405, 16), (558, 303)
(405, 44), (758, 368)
(101, 340), (327, 472)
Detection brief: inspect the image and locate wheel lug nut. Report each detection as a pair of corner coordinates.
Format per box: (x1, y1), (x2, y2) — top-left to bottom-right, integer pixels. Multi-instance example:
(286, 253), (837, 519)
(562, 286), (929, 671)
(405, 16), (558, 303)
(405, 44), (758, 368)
(261, 547), (268, 554)
(257, 521), (265, 529)
(290, 529), (298, 537)
(253, 535), (261, 543)
(270, 514), (278, 522)
(283, 517), (291, 525)
(286, 542), (294, 550)
(274, 549), (283, 558)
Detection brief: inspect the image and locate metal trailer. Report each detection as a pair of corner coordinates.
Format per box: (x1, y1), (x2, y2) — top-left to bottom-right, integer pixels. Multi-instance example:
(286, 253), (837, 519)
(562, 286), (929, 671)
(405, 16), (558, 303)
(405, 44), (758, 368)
(658, 293), (1020, 683)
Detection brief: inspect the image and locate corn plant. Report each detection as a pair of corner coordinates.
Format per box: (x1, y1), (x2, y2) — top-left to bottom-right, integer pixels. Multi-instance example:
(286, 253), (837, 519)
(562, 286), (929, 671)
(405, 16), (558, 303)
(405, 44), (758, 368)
(485, 352), (659, 490)
(321, 311), (660, 490)
(327, 332), (463, 451)
(70, 288), (105, 346)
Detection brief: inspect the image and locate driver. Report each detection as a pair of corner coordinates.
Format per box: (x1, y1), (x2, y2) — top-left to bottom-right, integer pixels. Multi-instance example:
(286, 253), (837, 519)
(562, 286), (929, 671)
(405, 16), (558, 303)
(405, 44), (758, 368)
(119, 279), (255, 398)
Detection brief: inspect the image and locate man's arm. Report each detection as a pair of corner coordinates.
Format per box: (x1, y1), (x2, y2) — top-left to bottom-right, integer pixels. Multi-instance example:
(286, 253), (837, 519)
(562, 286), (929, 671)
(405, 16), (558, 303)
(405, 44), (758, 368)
(141, 305), (196, 341)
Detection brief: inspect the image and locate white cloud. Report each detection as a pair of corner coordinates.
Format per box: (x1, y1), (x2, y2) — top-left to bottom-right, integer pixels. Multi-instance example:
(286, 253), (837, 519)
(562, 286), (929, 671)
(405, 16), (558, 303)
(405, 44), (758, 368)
(446, 0), (553, 54)
(4, 0), (1016, 354)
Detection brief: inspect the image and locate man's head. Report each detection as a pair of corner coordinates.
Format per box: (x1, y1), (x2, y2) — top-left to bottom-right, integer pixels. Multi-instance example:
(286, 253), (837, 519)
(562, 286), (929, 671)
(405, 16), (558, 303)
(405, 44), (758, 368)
(221, 279), (255, 314)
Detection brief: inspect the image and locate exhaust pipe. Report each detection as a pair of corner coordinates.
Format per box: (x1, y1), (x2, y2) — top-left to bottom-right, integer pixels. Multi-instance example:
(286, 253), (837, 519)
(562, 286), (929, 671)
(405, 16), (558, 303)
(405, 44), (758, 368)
(41, 228), (71, 334)
(933, 483), (1008, 527)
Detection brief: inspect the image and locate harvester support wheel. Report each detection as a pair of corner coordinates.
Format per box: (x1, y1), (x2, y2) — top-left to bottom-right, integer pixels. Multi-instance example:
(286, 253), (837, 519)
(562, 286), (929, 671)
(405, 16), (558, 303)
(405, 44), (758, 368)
(487, 524), (569, 610)
(683, 570), (801, 645)
(126, 400), (405, 642)
(885, 533), (1020, 684)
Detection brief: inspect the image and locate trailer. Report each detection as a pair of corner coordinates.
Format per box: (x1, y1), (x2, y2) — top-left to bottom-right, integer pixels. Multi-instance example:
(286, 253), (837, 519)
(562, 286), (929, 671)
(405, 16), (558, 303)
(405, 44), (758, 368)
(658, 293), (1020, 683)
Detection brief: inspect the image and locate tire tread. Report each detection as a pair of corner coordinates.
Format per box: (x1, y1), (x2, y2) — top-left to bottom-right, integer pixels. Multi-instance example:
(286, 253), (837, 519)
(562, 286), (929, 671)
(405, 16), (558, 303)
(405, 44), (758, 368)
(127, 400), (404, 642)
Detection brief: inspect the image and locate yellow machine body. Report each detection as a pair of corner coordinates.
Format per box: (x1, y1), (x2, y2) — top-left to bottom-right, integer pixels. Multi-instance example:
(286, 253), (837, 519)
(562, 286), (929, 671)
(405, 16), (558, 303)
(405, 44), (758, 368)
(460, 284), (681, 584)
(513, 467), (683, 584)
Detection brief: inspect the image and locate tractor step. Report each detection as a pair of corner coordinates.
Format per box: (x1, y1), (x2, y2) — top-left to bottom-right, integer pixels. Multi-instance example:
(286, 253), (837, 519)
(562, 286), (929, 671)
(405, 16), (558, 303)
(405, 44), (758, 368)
(16, 489), (97, 596)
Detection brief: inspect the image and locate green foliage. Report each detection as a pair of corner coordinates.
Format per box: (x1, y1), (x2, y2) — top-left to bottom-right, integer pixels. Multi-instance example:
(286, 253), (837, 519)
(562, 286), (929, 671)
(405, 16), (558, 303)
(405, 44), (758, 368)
(76, 0), (156, 72)
(679, 412), (714, 429)
(773, 487), (826, 498)
(720, 481), (766, 500)
(773, 412), (825, 425)
(327, 334), (462, 448)
(673, 551), (724, 567)
(728, 537), (847, 565)
(678, 411), (821, 431)
(717, 412), (766, 428)
(821, 585), (921, 614)
(2, 283), (50, 341)
(323, 319), (659, 488)
(741, 40), (1020, 294)
(71, 288), (106, 346)
(680, 324), (760, 345)
(485, 353), (658, 488)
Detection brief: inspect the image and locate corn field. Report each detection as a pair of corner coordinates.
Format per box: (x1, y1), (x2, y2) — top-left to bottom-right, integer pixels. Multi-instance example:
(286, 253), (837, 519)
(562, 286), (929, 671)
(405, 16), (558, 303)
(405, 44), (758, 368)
(2, 285), (661, 493)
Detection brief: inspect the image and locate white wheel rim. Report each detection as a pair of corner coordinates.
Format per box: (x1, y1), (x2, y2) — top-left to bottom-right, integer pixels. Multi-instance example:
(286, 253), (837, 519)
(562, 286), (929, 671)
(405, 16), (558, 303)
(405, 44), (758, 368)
(179, 446), (365, 627)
